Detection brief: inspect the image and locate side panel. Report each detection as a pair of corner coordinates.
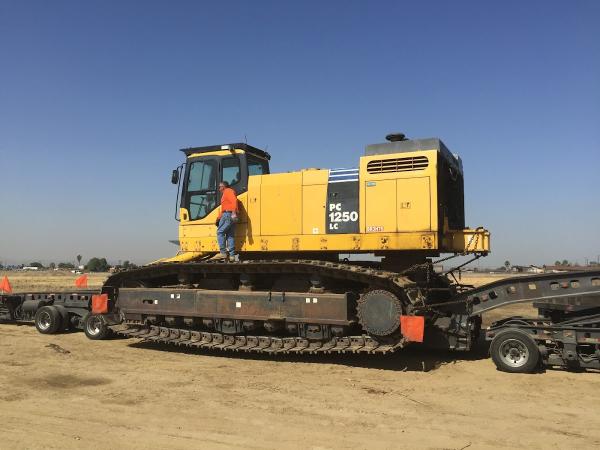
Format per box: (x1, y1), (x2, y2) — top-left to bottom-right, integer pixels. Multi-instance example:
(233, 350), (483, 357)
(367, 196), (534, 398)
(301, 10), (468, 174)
(301, 169), (328, 236)
(260, 172), (302, 236)
(396, 177), (432, 231)
(302, 184), (327, 235)
(364, 179), (397, 233)
(117, 288), (352, 325)
(360, 149), (438, 236)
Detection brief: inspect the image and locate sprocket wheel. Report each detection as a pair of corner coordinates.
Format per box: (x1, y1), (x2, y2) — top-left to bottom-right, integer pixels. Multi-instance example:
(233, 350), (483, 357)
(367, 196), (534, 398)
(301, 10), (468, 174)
(356, 290), (403, 337)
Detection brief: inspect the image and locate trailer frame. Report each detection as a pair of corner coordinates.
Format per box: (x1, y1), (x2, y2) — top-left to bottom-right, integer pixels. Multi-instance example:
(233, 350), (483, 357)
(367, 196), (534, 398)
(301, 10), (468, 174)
(0, 289), (100, 334)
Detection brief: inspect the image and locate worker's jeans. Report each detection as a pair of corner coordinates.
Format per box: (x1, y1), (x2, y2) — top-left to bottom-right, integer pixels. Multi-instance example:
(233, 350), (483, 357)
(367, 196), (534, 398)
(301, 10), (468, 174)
(217, 212), (236, 256)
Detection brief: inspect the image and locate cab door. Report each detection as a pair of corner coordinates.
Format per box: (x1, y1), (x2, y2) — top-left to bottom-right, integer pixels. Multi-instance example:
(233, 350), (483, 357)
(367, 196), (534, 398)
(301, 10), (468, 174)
(183, 158), (219, 222)
(219, 154), (246, 223)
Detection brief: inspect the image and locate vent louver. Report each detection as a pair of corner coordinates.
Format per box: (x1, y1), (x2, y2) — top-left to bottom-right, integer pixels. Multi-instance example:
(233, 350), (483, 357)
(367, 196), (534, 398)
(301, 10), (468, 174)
(366, 156), (429, 174)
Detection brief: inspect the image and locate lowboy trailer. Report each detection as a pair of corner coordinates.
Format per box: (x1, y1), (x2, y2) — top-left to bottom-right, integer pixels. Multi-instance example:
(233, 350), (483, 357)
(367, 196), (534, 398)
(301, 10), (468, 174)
(0, 289), (105, 337)
(1, 269), (599, 373)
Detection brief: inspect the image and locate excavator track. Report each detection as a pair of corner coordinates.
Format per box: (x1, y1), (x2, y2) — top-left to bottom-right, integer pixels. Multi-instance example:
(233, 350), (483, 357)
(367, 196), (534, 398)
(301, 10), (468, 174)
(104, 258), (432, 298)
(102, 259), (452, 355)
(115, 324), (407, 355)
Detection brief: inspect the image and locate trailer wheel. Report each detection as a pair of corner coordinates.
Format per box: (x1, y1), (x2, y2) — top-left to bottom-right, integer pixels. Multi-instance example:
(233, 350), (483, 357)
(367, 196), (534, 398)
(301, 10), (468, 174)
(83, 314), (109, 340)
(490, 329), (540, 373)
(34, 306), (62, 334)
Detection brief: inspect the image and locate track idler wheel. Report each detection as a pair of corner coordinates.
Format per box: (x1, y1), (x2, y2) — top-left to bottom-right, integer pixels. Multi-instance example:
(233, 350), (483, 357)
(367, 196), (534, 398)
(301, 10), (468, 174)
(357, 290), (402, 337)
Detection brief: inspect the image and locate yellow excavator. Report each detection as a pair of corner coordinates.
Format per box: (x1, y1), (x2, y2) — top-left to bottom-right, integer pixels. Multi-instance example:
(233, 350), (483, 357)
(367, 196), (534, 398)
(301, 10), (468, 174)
(91, 133), (489, 355)
(165, 132), (488, 263)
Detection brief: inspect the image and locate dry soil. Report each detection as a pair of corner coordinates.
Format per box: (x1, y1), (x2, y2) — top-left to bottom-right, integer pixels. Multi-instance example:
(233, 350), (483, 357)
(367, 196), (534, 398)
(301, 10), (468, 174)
(1, 271), (599, 449)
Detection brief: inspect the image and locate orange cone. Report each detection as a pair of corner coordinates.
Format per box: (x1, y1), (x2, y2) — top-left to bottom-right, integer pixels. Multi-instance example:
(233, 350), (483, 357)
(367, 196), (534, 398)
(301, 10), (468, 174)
(75, 274), (88, 288)
(0, 276), (12, 294)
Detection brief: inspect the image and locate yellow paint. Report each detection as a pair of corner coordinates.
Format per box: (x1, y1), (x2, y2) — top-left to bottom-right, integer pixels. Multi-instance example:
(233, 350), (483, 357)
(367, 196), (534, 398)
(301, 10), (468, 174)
(302, 184), (326, 235)
(259, 172), (302, 235)
(364, 179), (397, 233)
(396, 177), (431, 231)
(175, 145), (490, 257)
(186, 149), (247, 158)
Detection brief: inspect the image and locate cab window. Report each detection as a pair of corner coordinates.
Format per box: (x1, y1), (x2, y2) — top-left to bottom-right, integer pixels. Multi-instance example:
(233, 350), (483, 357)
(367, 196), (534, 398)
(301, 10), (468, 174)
(186, 160), (217, 220)
(222, 157), (241, 187)
(248, 156), (269, 176)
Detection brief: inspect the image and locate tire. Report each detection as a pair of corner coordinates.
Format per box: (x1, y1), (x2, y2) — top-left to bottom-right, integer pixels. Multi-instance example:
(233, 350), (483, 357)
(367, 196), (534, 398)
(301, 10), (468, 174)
(490, 329), (540, 373)
(34, 306), (62, 334)
(83, 314), (109, 340)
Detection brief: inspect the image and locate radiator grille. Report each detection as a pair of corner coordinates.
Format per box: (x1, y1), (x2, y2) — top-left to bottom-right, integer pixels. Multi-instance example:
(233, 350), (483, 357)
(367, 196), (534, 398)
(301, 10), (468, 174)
(366, 156), (429, 174)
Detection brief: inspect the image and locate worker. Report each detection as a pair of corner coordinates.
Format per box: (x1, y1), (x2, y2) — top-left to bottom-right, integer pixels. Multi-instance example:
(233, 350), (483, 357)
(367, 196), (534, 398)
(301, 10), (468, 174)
(213, 181), (239, 261)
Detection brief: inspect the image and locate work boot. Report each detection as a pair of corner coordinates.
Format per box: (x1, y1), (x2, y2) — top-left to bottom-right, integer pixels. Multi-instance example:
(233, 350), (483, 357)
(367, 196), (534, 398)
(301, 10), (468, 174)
(211, 253), (228, 262)
(228, 254), (239, 263)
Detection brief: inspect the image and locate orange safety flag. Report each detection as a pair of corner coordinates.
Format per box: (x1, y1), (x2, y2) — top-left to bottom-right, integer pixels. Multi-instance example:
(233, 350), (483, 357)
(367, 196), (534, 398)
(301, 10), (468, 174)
(0, 276), (12, 294)
(74, 274), (88, 288)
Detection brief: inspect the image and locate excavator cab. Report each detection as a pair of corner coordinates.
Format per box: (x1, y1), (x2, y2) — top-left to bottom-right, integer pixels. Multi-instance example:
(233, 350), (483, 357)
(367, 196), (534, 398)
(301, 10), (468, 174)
(173, 143), (270, 222)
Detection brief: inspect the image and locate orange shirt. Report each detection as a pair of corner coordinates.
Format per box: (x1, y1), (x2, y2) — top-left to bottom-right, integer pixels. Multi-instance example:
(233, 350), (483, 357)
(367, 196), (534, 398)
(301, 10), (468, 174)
(218, 187), (238, 218)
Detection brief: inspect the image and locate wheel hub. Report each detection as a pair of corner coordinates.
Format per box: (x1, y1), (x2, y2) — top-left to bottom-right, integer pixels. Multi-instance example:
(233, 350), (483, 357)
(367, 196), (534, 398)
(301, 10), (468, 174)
(499, 339), (529, 368)
(87, 317), (102, 335)
(38, 311), (51, 331)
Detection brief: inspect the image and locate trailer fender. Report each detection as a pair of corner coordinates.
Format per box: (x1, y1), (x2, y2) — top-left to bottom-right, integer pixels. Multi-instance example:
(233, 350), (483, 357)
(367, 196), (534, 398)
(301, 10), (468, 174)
(22, 299), (47, 319)
(53, 304), (70, 331)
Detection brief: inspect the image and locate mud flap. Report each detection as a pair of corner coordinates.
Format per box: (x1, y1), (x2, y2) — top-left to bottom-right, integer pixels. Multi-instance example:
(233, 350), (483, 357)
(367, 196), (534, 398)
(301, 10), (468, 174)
(400, 315), (424, 342)
(91, 294), (109, 314)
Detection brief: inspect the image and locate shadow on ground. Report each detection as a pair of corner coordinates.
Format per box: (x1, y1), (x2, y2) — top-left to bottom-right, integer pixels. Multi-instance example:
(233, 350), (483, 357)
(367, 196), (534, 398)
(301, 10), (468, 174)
(0, 321), (491, 372)
(127, 334), (492, 372)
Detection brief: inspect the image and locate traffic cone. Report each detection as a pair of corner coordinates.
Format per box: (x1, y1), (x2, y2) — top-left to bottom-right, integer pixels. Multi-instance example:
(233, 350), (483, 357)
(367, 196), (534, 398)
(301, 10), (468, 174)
(0, 276), (12, 294)
(75, 274), (88, 288)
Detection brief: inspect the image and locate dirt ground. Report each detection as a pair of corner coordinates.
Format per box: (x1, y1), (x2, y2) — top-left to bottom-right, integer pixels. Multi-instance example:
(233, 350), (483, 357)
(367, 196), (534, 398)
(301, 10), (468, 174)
(1, 271), (599, 449)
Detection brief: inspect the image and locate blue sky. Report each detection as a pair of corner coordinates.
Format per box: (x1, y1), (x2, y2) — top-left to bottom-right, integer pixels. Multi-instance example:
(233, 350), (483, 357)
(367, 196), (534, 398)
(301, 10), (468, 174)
(0, 0), (599, 267)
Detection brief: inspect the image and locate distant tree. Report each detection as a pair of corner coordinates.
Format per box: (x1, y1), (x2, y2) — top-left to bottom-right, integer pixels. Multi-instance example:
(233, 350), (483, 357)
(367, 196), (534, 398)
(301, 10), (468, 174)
(504, 260), (511, 272)
(49, 262), (56, 270)
(561, 259), (569, 266)
(77, 254), (82, 267)
(554, 260), (561, 266)
(58, 262), (75, 269)
(29, 262), (44, 268)
(86, 257), (110, 272)
(120, 260), (139, 270)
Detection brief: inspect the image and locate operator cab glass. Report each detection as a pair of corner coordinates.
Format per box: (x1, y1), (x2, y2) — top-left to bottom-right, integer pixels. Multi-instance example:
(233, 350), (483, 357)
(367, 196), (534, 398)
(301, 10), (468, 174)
(177, 144), (270, 221)
(186, 159), (218, 220)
